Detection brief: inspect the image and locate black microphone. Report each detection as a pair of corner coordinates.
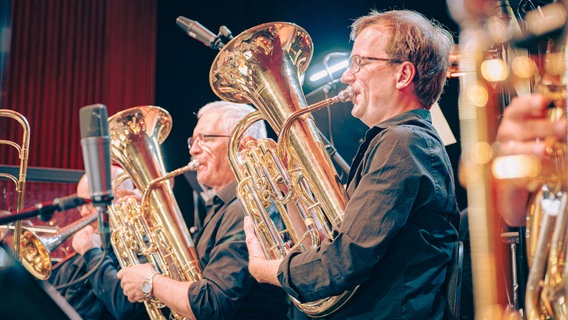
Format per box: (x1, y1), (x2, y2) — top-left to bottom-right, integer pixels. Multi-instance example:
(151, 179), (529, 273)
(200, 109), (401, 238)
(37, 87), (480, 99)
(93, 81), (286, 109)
(0, 195), (91, 225)
(176, 16), (225, 49)
(79, 104), (113, 250)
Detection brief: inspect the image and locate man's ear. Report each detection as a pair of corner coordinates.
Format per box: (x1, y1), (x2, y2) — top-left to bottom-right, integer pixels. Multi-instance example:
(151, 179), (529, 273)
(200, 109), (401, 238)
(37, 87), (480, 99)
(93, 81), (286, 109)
(396, 61), (416, 89)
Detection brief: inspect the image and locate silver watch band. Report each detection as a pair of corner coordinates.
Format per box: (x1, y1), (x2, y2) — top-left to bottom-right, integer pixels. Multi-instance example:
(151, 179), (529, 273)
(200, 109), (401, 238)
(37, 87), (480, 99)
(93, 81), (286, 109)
(143, 270), (161, 299)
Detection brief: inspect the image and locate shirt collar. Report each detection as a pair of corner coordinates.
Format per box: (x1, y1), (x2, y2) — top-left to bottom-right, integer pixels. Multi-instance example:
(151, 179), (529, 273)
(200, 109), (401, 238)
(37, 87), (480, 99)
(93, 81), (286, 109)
(214, 180), (238, 205)
(373, 109), (431, 130)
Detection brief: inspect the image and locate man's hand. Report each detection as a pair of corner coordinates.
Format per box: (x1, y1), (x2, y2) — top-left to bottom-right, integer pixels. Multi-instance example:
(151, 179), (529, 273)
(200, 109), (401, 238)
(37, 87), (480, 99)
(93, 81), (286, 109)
(495, 93), (567, 226)
(244, 216), (283, 286)
(72, 225), (101, 255)
(496, 94), (565, 156)
(117, 263), (155, 303)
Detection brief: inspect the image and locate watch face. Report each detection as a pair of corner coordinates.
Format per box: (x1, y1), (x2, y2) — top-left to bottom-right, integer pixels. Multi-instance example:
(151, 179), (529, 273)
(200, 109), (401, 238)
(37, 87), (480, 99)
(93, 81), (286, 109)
(142, 281), (152, 294)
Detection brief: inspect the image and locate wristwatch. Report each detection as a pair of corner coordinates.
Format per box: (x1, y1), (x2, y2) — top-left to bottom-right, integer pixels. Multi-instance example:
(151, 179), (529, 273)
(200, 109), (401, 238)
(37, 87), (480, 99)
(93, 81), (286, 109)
(141, 269), (160, 300)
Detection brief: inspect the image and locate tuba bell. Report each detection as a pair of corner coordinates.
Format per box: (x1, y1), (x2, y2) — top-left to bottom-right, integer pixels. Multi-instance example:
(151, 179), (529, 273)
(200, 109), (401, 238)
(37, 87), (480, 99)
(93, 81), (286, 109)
(210, 22), (356, 318)
(108, 106), (202, 320)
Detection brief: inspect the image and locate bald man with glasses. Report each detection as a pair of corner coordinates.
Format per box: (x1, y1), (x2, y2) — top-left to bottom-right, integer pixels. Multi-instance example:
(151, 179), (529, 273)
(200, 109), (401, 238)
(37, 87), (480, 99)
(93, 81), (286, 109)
(244, 9), (460, 319)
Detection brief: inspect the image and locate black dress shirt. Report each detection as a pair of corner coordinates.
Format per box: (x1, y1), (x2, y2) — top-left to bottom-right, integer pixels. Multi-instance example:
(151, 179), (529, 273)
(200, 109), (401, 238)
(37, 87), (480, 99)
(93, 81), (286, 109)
(49, 249), (148, 320)
(278, 109), (460, 319)
(188, 180), (289, 319)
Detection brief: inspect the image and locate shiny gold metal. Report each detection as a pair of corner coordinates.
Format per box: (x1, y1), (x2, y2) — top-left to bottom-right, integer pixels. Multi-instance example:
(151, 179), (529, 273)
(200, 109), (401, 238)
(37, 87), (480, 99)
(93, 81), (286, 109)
(448, 0), (527, 318)
(108, 106), (202, 320)
(450, 1), (568, 319)
(524, 40), (568, 320)
(210, 22), (356, 318)
(0, 110), (42, 278)
(18, 213), (97, 280)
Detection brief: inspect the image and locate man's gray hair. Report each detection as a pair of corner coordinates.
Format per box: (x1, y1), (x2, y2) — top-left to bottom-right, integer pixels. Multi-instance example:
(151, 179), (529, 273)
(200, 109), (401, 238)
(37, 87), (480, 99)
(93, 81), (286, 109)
(197, 101), (267, 139)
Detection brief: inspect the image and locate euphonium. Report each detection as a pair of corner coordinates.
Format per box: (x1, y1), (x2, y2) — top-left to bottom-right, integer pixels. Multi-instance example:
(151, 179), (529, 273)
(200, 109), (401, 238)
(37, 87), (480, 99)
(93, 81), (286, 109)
(210, 22), (356, 318)
(108, 106), (202, 320)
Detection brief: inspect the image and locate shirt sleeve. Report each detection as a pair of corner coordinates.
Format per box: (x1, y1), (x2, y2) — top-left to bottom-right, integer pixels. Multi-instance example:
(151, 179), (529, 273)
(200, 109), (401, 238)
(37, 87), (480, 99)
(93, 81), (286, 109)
(84, 248), (148, 320)
(188, 202), (255, 319)
(277, 126), (430, 302)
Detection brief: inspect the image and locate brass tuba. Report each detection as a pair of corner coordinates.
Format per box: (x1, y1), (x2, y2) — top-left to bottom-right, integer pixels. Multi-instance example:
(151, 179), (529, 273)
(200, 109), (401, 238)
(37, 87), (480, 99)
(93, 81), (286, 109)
(108, 106), (202, 320)
(210, 22), (356, 318)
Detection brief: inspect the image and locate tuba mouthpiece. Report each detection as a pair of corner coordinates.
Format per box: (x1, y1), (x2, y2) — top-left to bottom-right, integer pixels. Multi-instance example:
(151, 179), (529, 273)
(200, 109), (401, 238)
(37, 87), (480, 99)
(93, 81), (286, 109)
(337, 87), (354, 102)
(188, 159), (200, 170)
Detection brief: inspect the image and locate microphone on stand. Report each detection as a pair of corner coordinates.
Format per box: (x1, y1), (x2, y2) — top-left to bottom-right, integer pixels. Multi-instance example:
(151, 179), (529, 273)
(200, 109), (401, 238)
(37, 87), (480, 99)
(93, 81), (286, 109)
(79, 104), (113, 250)
(176, 16), (232, 50)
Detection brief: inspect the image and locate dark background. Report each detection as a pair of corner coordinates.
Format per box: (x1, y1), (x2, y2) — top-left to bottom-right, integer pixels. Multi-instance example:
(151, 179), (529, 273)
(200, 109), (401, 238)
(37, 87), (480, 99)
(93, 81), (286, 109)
(153, 0), (467, 217)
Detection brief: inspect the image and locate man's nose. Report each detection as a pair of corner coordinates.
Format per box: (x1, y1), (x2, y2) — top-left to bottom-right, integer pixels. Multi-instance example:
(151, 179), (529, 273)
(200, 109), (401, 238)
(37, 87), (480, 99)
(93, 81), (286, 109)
(340, 69), (354, 84)
(189, 142), (201, 156)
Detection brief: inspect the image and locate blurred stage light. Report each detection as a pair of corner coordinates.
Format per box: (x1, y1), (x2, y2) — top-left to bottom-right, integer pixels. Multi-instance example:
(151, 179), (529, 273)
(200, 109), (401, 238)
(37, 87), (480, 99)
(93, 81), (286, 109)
(307, 52), (349, 84)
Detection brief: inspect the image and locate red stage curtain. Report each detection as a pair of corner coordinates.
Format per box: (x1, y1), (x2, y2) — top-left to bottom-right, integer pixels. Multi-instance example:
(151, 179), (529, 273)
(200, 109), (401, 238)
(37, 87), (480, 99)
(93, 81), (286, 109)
(1, 0), (156, 210)
(3, 0), (156, 169)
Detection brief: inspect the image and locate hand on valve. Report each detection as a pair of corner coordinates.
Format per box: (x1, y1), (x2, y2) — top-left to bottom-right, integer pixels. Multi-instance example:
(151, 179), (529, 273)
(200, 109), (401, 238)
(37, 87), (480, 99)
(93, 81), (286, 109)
(116, 263), (156, 303)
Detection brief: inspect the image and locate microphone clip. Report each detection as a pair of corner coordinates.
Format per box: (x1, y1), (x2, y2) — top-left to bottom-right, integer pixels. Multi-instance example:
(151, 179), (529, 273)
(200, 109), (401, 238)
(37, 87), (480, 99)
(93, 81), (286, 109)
(91, 194), (114, 207)
(215, 25), (233, 49)
(204, 24), (233, 50)
(176, 16), (233, 50)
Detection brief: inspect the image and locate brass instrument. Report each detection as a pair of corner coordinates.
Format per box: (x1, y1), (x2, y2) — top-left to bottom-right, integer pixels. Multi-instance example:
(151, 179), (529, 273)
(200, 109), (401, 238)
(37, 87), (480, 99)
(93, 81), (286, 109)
(18, 213), (97, 279)
(521, 4), (568, 319)
(448, 0), (520, 318)
(210, 22), (356, 318)
(0, 109), (36, 276)
(0, 223), (58, 234)
(1, 110), (96, 279)
(108, 106), (202, 320)
(449, 0), (568, 318)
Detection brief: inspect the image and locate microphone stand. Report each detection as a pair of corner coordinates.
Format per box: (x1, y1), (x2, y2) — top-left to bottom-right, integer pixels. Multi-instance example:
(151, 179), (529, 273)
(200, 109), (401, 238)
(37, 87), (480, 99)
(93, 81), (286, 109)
(0, 196), (89, 226)
(316, 128), (350, 178)
(0, 208), (57, 226)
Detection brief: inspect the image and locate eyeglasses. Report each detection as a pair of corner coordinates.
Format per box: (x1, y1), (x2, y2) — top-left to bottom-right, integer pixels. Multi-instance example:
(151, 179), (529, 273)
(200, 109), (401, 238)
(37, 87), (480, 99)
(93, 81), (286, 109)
(347, 54), (404, 74)
(187, 133), (231, 149)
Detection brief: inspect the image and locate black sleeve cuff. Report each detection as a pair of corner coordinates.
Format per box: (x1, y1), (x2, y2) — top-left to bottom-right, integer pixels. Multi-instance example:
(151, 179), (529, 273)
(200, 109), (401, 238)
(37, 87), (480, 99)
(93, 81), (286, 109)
(277, 251), (301, 300)
(83, 247), (104, 267)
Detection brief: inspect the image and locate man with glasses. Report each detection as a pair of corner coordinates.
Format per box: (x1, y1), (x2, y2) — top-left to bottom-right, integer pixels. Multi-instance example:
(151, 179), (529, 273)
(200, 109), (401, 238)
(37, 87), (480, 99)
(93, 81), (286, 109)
(117, 101), (288, 319)
(244, 9), (460, 319)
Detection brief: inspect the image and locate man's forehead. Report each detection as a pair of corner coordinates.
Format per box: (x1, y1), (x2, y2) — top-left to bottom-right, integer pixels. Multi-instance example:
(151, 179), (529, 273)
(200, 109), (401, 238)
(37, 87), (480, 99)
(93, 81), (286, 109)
(353, 28), (389, 53)
(195, 113), (221, 132)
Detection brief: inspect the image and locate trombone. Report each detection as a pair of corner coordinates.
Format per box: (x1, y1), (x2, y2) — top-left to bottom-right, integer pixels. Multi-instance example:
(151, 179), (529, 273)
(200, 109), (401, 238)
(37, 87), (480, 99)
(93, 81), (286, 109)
(0, 109), (32, 274)
(17, 212), (98, 280)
